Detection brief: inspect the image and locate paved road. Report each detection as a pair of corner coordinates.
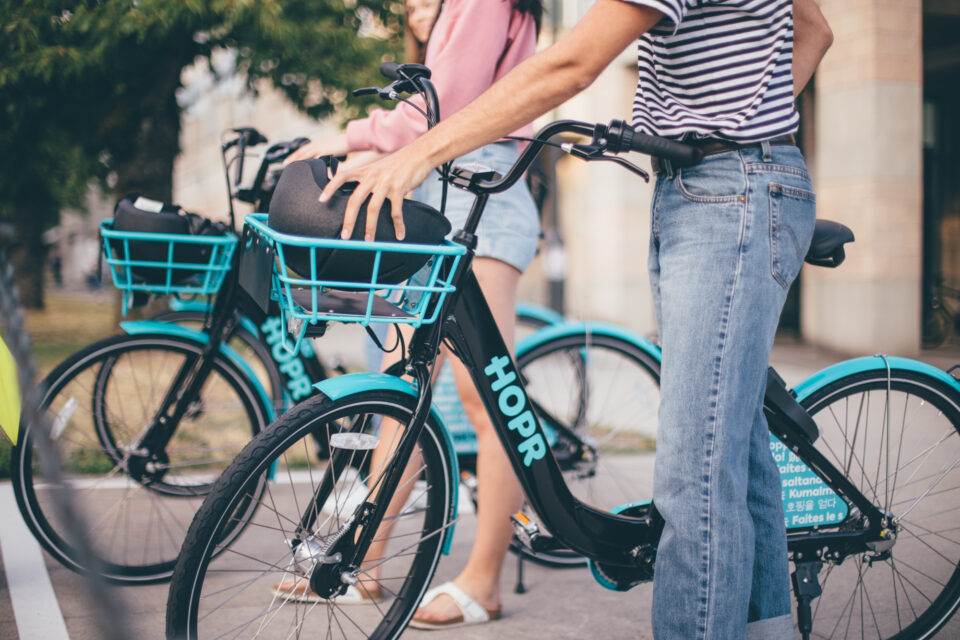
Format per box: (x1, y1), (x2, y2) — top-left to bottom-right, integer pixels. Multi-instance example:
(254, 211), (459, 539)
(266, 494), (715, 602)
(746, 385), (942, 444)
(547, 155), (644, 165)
(4, 342), (960, 639)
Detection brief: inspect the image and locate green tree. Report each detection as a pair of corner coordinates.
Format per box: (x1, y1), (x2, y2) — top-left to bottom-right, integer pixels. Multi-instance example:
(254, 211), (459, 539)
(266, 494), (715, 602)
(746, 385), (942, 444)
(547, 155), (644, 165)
(0, 0), (401, 307)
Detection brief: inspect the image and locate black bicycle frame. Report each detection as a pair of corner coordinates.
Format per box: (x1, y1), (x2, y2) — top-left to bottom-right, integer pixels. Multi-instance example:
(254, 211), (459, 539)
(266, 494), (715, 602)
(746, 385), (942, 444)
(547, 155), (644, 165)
(432, 270), (889, 569)
(443, 267), (656, 565)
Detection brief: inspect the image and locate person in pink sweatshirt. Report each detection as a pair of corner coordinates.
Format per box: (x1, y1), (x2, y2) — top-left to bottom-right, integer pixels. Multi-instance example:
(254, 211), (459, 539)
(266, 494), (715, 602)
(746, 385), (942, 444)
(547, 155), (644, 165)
(280, 0), (543, 629)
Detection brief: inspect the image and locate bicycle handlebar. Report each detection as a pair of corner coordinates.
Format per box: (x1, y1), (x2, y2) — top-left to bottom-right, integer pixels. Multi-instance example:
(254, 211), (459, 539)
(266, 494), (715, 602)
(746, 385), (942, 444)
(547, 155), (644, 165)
(463, 118), (700, 195)
(379, 61), (431, 84)
(605, 119), (703, 166)
(349, 63), (702, 208)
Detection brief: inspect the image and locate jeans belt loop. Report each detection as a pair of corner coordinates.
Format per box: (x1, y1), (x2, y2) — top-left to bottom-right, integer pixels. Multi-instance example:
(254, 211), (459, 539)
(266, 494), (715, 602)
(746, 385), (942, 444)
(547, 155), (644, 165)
(761, 139), (773, 163)
(651, 156), (674, 177)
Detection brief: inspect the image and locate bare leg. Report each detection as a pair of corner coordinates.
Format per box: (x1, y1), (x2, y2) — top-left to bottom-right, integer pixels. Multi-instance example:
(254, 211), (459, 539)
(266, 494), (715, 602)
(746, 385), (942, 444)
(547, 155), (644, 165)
(414, 256), (524, 620)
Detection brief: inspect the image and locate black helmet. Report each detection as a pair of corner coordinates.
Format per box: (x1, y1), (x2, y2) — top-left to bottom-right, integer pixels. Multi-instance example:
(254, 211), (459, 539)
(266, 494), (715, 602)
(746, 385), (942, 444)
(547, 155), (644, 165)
(267, 157), (450, 285)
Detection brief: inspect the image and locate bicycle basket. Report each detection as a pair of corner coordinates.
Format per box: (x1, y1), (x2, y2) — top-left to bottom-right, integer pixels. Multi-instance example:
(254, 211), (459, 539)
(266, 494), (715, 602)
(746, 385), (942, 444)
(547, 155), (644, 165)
(100, 217), (237, 315)
(243, 214), (465, 353)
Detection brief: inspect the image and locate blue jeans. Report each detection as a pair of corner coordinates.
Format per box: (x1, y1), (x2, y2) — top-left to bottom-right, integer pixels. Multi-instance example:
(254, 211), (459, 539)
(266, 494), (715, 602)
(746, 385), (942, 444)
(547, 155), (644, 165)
(648, 142), (816, 639)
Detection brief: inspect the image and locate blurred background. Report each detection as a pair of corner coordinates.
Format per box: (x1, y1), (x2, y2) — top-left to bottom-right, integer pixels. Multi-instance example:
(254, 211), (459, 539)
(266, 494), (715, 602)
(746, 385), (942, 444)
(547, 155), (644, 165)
(1, 0), (957, 370)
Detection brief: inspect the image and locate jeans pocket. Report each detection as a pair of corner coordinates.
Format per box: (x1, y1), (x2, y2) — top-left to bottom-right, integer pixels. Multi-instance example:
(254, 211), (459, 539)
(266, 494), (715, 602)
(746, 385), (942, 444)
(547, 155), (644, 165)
(769, 183), (816, 288)
(675, 152), (746, 203)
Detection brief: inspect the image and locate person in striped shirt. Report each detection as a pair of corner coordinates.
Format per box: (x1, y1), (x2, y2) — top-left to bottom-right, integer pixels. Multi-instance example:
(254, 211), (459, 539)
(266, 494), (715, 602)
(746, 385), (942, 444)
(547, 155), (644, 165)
(323, 1), (833, 637)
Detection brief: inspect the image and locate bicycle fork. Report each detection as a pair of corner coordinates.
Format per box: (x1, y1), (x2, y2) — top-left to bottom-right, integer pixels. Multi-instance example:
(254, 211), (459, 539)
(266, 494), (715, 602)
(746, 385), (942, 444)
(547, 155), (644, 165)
(289, 362), (437, 598)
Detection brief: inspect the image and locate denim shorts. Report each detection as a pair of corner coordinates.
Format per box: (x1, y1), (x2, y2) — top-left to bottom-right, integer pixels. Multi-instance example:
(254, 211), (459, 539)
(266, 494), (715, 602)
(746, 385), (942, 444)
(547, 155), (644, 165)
(412, 140), (540, 273)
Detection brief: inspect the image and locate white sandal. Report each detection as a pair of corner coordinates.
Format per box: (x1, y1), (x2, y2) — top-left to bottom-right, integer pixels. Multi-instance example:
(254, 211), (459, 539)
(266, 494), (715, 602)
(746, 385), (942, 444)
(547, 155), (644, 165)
(272, 578), (381, 605)
(408, 581), (502, 630)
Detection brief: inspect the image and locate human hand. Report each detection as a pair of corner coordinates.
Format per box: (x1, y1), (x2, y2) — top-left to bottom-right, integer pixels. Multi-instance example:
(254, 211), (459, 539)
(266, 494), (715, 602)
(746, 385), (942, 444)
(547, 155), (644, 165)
(340, 150), (385, 172)
(320, 145), (434, 242)
(284, 133), (350, 165)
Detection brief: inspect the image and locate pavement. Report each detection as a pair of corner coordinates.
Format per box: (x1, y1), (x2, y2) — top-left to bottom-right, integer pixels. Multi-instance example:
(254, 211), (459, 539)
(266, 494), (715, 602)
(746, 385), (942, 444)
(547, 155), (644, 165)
(3, 339), (960, 639)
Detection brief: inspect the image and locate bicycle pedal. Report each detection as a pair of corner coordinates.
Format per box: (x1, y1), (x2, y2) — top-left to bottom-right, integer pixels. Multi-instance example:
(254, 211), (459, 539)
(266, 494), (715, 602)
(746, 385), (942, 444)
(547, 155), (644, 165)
(510, 512), (540, 548)
(511, 512), (558, 552)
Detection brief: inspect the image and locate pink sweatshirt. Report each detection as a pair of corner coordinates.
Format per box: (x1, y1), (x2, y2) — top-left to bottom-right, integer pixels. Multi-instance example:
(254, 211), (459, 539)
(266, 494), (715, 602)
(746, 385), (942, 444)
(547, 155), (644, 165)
(345, 0), (537, 153)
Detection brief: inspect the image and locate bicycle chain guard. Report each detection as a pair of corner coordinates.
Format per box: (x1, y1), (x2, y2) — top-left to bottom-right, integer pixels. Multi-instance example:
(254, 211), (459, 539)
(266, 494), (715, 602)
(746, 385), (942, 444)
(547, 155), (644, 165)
(588, 501), (663, 591)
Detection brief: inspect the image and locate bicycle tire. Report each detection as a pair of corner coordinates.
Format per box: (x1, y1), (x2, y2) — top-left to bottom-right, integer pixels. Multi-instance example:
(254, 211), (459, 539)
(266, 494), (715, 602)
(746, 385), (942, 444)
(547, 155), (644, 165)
(515, 332), (661, 567)
(10, 333), (269, 584)
(153, 309), (284, 414)
(166, 390), (456, 639)
(798, 368), (960, 639)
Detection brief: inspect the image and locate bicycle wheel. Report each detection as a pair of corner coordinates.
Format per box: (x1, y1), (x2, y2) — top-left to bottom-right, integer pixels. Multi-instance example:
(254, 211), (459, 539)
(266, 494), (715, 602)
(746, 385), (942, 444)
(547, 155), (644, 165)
(516, 332), (661, 566)
(799, 369), (960, 639)
(10, 333), (269, 584)
(154, 309), (284, 414)
(166, 390), (456, 639)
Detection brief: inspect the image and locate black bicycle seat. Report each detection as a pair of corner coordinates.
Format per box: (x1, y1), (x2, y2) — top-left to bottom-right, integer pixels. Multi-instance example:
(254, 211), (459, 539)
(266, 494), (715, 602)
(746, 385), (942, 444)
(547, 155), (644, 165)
(805, 219), (854, 268)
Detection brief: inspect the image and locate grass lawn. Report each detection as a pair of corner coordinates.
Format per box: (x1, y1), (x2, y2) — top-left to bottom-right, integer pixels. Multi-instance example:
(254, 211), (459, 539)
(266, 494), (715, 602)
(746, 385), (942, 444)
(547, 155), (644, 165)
(25, 290), (124, 374)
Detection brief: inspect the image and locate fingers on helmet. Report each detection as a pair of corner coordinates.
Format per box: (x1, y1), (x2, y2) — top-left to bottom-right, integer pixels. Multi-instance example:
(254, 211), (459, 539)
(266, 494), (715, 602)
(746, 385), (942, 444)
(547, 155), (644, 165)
(390, 192), (405, 241)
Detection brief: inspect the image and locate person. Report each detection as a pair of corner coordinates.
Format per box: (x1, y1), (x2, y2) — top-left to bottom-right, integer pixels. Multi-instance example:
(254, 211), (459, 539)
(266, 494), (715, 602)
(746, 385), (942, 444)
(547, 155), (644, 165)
(319, 0), (834, 637)
(277, 0), (545, 629)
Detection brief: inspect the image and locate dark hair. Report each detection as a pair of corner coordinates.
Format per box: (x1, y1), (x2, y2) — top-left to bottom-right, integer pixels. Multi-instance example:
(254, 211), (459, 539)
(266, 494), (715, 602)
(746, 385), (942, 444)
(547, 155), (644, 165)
(405, 0), (545, 64)
(514, 0), (544, 36)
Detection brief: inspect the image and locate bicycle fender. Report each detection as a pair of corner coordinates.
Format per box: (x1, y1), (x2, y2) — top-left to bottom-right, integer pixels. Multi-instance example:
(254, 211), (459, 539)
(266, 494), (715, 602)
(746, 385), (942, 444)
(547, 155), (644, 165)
(166, 298), (210, 313)
(515, 301), (565, 328)
(792, 355), (960, 402)
(119, 320), (276, 421)
(313, 373), (460, 555)
(516, 320), (662, 362)
(164, 299), (263, 339)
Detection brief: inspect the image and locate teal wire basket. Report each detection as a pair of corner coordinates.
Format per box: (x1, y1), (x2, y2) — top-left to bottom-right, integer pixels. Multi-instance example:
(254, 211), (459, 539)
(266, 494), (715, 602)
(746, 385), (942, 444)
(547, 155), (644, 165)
(100, 219), (237, 314)
(243, 214), (465, 353)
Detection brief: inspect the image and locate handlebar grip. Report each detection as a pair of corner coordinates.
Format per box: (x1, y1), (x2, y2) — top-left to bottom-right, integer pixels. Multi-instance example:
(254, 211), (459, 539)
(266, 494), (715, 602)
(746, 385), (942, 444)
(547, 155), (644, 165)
(631, 132), (702, 167)
(379, 61), (401, 80)
(232, 126), (267, 146)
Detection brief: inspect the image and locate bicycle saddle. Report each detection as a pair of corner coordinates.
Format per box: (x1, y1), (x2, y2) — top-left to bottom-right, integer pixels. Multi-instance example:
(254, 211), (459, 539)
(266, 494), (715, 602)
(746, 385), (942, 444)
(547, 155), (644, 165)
(804, 219), (854, 268)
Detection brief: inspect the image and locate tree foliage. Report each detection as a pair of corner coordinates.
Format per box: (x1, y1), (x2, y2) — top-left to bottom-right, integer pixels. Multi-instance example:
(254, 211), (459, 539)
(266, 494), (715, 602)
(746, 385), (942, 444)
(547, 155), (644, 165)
(0, 0), (402, 306)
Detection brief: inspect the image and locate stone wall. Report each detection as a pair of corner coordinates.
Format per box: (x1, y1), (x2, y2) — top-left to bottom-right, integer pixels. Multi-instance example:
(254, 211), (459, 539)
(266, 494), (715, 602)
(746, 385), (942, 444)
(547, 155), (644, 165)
(804, 0), (923, 355)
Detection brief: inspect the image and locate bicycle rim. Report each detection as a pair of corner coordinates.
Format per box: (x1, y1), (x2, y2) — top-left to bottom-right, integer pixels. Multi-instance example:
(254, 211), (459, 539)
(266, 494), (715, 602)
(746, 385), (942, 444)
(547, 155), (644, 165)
(516, 333), (660, 566)
(166, 391), (455, 639)
(12, 335), (267, 583)
(800, 370), (960, 639)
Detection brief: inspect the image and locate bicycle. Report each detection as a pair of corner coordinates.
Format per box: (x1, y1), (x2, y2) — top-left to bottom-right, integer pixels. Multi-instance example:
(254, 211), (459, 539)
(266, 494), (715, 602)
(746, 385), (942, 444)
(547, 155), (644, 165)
(7, 128), (302, 584)
(168, 64), (960, 640)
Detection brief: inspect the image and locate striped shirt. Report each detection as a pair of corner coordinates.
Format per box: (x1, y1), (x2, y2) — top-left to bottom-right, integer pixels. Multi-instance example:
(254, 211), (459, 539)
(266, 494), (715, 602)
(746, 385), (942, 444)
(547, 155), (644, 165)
(621, 0), (798, 142)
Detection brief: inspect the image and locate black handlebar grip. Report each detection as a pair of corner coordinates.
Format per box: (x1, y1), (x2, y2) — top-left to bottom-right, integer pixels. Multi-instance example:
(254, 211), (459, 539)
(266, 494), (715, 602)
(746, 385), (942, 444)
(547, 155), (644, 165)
(232, 126), (267, 146)
(380, 61), (401, 80)
(632, 132), (702, 167)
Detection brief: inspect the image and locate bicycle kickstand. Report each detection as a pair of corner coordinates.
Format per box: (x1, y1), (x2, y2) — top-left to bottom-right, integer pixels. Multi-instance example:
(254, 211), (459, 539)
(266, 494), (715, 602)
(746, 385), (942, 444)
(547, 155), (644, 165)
(514, 552), (526, 594)
(792, 560), (823, 640)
